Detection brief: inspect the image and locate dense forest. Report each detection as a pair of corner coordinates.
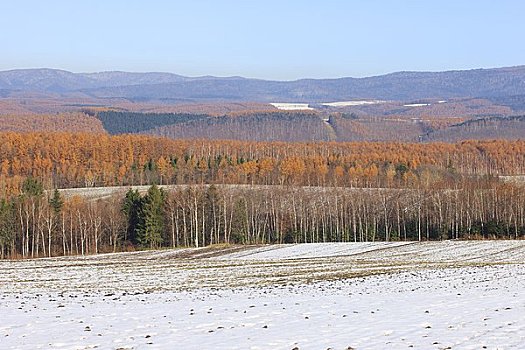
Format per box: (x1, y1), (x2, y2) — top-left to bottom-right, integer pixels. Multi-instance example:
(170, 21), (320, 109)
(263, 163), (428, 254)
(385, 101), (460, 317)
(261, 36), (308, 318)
(97, 111), (209, 134)
(97, 110), (333, 142)
(424, 115), (525, 142)
(1, 132), (525, 195)
(1, 109), (524, 143)
(1, 132), (525, 258)
(1, 177), (524, 259)
(2, 66), (525, 259)
(0, 113), (105, 133)
(99, 110), (525, 143)
(329, 114), (431, 142)
(146, 112), (333, 142)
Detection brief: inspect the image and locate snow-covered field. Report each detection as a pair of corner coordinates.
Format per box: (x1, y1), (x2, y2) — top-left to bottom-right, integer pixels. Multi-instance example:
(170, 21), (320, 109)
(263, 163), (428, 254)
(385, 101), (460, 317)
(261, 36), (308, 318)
(2, 241), (524, 349)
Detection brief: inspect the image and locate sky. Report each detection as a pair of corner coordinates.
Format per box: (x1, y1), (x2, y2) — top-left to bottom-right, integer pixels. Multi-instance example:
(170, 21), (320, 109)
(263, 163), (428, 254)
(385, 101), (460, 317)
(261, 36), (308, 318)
(1, 0), (525, 80)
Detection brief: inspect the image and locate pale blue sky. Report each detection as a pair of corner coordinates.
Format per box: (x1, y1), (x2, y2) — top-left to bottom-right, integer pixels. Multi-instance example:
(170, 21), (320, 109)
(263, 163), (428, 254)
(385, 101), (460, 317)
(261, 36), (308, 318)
(1, 0), (524, 80)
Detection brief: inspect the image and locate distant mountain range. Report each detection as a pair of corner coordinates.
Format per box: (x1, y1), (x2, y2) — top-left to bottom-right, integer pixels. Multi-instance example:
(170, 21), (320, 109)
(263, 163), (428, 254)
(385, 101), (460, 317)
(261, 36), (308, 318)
(1, 66), (525, 102)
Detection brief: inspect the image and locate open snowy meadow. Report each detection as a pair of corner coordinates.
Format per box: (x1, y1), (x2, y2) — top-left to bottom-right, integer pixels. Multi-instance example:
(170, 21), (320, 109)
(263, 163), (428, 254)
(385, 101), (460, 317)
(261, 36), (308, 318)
(1, 241), (524, 349)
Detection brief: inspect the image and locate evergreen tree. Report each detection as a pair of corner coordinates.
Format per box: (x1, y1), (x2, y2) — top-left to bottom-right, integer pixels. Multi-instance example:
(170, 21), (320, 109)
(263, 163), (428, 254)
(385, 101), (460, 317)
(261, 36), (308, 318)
(122, 189), (141, 244)
(21, 177), (44, 197)
(230, 197), (248, 244)
(136, 185), (165, 248)
(0, 199), (15, 259)
(49, 189), (64, 215)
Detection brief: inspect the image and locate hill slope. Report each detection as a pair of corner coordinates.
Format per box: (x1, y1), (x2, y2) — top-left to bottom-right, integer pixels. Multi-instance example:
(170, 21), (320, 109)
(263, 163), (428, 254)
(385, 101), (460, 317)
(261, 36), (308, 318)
(143, 112), (334, 142)
(423, 115), (525, 142)
(2, 66), (525, 103)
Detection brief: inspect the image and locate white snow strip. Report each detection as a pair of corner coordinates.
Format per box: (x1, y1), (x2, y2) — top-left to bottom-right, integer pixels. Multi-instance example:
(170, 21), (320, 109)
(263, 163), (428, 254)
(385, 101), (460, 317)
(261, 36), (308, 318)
(321, 100), (385, 107)
(218, 242), (413, 260)
(403, 103), (430, 107)
(270, 103), (313, 110)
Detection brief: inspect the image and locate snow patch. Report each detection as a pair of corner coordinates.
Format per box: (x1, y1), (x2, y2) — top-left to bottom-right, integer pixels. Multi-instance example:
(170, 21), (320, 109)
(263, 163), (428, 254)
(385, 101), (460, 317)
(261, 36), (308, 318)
(403, 103), (431, 107)
(270, 103), (313, 110)
(321, 100), (385, 107)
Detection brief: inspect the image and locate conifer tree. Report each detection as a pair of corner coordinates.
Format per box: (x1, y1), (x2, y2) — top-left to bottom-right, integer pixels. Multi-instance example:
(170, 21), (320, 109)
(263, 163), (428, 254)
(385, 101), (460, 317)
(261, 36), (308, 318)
(49, 189), (64, 214)
(0, 199), (15, 259)
(122, 189), (141, 244)
(136, 185), (165, 248)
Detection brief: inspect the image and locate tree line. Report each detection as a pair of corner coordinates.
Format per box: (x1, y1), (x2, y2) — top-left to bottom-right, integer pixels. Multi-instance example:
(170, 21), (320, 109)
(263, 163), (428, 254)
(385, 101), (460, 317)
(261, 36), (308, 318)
(1, 177), (524, 259)
(2, 132), (525, 197)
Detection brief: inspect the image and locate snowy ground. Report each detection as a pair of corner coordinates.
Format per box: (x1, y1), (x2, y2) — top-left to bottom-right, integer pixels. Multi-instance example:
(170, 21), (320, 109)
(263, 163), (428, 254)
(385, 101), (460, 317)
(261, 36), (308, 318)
(1, 241), (524, 349)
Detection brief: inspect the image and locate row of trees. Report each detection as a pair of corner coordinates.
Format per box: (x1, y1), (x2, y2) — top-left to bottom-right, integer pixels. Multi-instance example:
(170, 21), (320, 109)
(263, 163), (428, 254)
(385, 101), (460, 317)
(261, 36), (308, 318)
(1, 132), (525, 196)
(1, 178), (524, 259)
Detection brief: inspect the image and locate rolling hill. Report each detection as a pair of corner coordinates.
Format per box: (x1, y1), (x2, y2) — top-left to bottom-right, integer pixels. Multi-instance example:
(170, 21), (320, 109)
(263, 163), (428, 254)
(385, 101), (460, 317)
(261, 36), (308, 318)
(1, 66), (525, 104)
(423, 115), (525, 142)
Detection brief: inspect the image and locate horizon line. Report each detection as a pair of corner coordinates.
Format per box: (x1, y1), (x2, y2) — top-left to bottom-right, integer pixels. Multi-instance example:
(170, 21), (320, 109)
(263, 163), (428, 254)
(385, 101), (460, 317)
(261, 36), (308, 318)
(1, 64), (524, 82)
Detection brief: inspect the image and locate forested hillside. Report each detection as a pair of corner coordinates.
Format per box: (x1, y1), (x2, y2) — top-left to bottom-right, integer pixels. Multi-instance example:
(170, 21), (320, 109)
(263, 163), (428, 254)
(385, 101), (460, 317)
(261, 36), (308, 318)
(144, 112), (333, 142)
(97, 111), (209, 134)
(0, 109), (522, 143)
(96, 110), (331, 141)
(329, 115), (431, 142)
(96, 109), (525, 143)
(489, 95), (525, 112)
(3, 66), (525, 102)
(0, 113), (105, 133)
(327, 98), (513, 119)
(424, 115), (525, 141)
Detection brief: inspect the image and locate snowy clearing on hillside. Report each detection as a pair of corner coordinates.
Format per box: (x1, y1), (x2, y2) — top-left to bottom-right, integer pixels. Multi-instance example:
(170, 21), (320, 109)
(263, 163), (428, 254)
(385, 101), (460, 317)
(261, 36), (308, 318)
(1, 241), (525, 349)
(403, 103), (430, 107)
(321, 100), (386, 107)
(270, 103), (313, 110)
